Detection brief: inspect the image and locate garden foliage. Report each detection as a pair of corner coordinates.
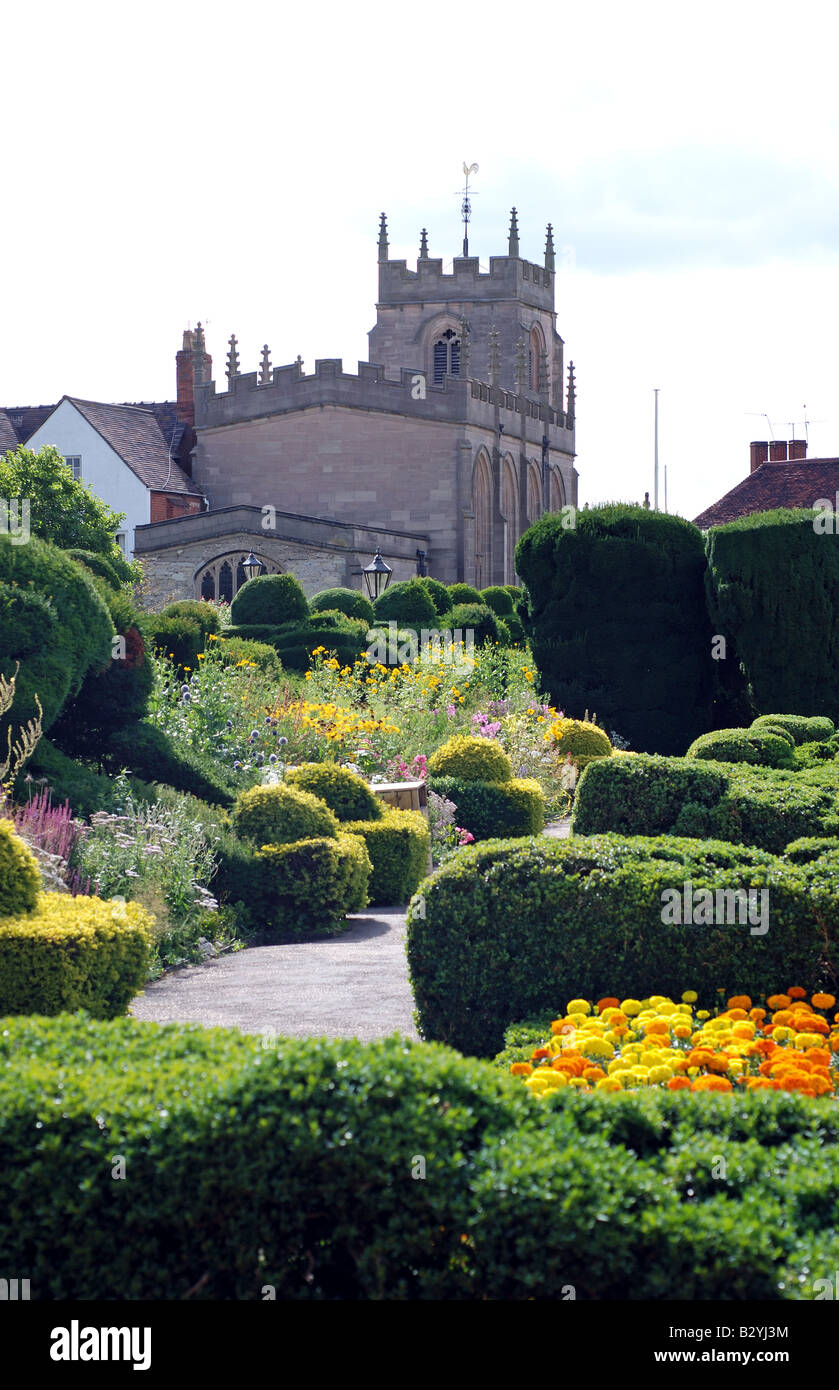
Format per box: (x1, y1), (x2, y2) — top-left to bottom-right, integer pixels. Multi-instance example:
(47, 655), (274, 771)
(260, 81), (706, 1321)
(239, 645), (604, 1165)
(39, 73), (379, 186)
(342, 807), (430, 905)
(230, 573), (309, 626)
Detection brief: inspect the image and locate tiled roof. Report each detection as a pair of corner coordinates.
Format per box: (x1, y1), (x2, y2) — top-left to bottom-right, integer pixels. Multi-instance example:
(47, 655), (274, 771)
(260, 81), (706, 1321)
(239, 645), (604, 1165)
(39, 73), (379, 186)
(0, 410), (19, 454)
(693, 460), (839, 528)
(0, 404), (56, 444)
(65, 398), (201, 496)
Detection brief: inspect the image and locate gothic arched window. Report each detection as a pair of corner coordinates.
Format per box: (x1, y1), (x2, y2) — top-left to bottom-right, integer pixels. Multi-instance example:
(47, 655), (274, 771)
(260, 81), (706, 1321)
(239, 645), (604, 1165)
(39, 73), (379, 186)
(502, 459), (519, 585)
(218, 561), (234, 603)
(473, 452), (492, 589)
(529, 324), (546, 393)
(433, 328), (460, 384)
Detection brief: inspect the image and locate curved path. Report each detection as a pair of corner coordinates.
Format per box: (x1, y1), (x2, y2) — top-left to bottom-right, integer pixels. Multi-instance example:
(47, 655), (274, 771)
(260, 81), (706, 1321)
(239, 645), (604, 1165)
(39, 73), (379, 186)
(131, 818), (571, 1040)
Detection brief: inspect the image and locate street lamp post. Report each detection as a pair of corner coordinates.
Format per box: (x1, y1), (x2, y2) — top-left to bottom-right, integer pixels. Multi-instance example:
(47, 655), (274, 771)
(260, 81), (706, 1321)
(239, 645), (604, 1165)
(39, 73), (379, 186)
(242, 551), (261, 583)
(362, 549), (393, 602)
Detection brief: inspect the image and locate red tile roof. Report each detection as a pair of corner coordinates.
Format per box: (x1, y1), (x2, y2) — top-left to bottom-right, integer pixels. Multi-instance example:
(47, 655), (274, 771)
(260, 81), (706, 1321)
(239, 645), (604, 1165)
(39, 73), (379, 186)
(693, 459), (839, 528)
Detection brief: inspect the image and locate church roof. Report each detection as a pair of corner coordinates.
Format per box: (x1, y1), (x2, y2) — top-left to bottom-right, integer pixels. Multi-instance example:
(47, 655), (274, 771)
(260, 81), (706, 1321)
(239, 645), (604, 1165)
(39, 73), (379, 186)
(62, 397), (201, 496)
(0, 409), (19, 454)
(693, 458), (839, 528)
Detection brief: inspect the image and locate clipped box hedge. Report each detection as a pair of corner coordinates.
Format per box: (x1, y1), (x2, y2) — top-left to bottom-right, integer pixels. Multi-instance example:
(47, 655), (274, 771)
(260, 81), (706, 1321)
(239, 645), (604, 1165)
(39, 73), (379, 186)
(4, 1016), (839, 1299)
(0, 895), (154, 1018)
(284, 763), (383, 822)
(572, 753), (839, 854)
(406, 834), (834, 1057)
(686, 727), (795, 770)
(343, 807), (430, 905)
(256, 832), (370, 938)
(752, 713), (835, 745)
(429, 775), (545, 839)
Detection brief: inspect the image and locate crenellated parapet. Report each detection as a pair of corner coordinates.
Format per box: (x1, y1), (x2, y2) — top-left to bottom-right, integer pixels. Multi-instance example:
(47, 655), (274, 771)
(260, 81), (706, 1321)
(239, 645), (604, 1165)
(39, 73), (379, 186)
(377, 253), (554, 312)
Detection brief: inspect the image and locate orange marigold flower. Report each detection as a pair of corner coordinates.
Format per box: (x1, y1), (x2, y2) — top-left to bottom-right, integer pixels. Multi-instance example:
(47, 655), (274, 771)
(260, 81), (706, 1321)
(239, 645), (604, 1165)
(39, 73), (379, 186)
(806, 1047), (832, 1066)
(727, 995), (752, 1011)
(582, 1066), (606, 1082)
(531, 1047), (550, 1060)
(596, 998), (620, 1012)
(767, 994), (791, 1010)
(644, 1018), (671, 1035)
(667, 1077), (692, 1090)
(788, 986), (807, 999)
(510, 1063), (533, 1076)
(749, 1007), (767, 1021)
(812, 993), (836, 1010)
(691, 1075), (733, 1092)
(725, 1008), (748, 1021)
(706, 1054), (731, 1074)
(799, 1015), (830, 1036)
(687, 1049), (716, 1068)
(772, 1010), (794, 1027)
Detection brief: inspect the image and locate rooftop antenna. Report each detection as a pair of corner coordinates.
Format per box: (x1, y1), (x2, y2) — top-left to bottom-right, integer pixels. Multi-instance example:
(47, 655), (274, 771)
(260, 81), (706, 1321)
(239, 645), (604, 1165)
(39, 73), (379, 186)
(653, 388), (660, 510)
(455, 162), (479, 257)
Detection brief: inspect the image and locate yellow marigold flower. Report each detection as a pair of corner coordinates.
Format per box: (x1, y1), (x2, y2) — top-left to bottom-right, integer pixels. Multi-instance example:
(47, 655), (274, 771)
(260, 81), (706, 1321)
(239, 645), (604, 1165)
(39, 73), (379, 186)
(566, 998), (591, 1015)
(595, 1077), (622, 1092)
(208, 633), (219, 641)
(681, 990), (698, 1003)
(620, 999), (642, 1016)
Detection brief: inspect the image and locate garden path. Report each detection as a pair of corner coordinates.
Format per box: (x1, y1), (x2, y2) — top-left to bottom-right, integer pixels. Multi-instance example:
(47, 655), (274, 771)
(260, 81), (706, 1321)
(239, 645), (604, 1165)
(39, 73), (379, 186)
(131, 817), (572, 1039)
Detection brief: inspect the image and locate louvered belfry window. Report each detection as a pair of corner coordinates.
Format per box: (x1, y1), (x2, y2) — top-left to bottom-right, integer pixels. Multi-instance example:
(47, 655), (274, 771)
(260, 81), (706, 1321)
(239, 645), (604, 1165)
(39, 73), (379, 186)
(433, 328), (460, 384)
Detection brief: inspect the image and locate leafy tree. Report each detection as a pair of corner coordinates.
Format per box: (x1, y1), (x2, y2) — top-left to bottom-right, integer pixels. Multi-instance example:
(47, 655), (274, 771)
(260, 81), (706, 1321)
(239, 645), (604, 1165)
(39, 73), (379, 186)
(0, 445), (138, 582)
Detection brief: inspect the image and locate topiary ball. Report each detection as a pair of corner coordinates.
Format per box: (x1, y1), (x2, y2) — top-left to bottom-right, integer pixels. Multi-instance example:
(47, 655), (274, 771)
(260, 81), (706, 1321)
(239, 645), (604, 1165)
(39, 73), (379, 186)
(0, 820), (42, 917)
(419, 577), (450, 616)
(162, 600), (222, 637)
(447, 583), (481, 605)
(479, 586), (514, 616)
(427, 735), (513, 784)
(449, 602), (500, 647)
(548, 717), (613, 770)
(230, 574), (309, 627)
(373, 579), (437, 628)
(284, 763), (383, 822)
(231, 783), (339, 846)
(309, 588), (375, 626)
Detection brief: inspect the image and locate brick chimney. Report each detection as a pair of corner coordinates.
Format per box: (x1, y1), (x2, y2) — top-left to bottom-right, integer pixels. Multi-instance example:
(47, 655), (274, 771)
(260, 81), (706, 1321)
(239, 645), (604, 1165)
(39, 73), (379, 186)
(769, 440), (788, 462)
(750, 440), (769, 473)
(175, 324), (213, 427)
(788, 439), (808, 460)
(176, 329), (196, 427)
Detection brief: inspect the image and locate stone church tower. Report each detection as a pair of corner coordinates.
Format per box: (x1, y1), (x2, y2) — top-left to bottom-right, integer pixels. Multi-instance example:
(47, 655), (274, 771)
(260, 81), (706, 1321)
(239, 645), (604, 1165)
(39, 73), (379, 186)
(135, 211), (577, 606)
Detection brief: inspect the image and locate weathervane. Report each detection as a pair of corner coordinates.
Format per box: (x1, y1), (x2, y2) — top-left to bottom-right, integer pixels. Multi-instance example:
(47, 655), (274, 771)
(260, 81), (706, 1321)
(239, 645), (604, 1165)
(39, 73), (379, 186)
(455, 161), (479, 256)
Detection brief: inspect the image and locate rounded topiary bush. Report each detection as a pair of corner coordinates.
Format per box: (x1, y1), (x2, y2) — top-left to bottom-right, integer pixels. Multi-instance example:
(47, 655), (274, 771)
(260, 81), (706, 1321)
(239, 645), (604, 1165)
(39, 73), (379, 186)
(256, 832), (371, 938)
(428, 776), (545, 840)
(373, 579), (437, 628)
(284, 764), (383, 822)
(547, 717), (613, 771)
(785, 836), (839, 864)
(686, 727), (795, 770)
(752, 714), (835, 746)
(0, 821), (41, 917)
(162, 600), (222, 637)
(66, 549), (123, 591)
(232, 783), (339, 846)
(342, 808), (430, 904)
(215, 636), (283, 677)
(0, 894), (153, 1017)
(145, 614), (203, 673)
(449, 602), (499, 647)
(419, 577), (450, 616)
(479, 586), (514, 617)
(231, 573), (309, 627)
(447, 583), (481, 605)
(0, 582), (57, 659)
(0, 534), (114, 733)
(309, 588), (375, 625)
(427, 735), (513, 784)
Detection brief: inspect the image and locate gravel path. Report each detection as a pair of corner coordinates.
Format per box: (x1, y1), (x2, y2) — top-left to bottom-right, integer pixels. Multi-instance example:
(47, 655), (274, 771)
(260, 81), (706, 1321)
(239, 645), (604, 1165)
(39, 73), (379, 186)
(131, 907), (418, 1040)
(131, 819), (573, 1039)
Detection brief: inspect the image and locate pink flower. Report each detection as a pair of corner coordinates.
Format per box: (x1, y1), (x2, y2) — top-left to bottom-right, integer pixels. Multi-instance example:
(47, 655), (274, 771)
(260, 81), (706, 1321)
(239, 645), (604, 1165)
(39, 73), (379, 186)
(457, 828), (475, 845)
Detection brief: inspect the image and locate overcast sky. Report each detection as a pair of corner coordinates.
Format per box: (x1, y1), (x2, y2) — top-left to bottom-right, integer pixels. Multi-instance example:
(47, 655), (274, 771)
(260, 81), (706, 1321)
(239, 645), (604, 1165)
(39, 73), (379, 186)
(4, 0), (839, 522)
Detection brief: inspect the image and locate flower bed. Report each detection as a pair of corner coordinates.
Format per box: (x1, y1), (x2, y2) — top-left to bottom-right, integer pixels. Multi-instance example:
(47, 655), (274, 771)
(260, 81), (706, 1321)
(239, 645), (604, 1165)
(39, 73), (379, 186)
(501, 989), (839, 1097)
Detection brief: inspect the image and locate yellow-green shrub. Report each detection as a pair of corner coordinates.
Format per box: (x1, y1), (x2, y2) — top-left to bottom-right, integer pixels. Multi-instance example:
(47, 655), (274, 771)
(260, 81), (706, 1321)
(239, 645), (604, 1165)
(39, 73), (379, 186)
(232, 783), (339, 846)
(427, 776), (545, 840)
(0, 894), (154, 1018)
(284, 764), (383, 822)
(427, 735), (513, 784)
(547, 717), (612, 770)
(255, 832), (371, 939)
(343, 808), (430, 905)
(0, 820), (41, 917)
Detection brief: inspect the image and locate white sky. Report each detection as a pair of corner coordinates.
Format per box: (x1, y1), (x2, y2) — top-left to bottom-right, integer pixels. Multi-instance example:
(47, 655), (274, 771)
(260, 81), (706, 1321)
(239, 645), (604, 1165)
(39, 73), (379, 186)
(4, 0), (839, 522)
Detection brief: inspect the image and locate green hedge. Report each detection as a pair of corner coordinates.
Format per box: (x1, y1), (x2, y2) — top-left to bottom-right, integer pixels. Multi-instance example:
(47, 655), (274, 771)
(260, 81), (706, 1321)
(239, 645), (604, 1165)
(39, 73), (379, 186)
(0, 895), (153, 1018)
(309, 587), (375, 625)
(707, 510), (839, 725)
(449, 601), (500, 646)
(572, 753), (839, 854)
(6, 1016), (839, 1298)
(54, 582), (155, 751)
(515, 504), (714, 755)
(66, 549), (123, 591)
(145, 614), (203, 674)
(230, 573), (309, 626)
(752, 713), (835, 745)
(343, 807), (430, 905)
(255, 833), (371, 939)
(160, 600), (221, 636)
(406, 833), (833, 1057)
(447, 583), (481, 605)
(429, 775), (545, 840)
(106, 724), (236, 808)
(214, 636), (283, 677)
(0, 822), (41, 916)
(418, 577), (449, 616)
(17, 739), (156, 819)
(284, 763), (383, 822)
(479, 586), (514, 616)
(686, 727), (795, 770)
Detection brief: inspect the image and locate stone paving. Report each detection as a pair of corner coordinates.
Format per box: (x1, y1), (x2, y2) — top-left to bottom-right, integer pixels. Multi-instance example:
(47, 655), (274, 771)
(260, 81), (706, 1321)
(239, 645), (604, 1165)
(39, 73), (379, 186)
(130, 817), (572, 1038)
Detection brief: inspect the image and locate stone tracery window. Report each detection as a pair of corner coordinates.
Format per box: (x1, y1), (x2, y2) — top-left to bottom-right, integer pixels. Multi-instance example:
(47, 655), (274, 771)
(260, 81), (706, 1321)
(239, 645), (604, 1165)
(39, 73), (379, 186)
(194, 552), (280, 601)
(433, 328), (460, 384)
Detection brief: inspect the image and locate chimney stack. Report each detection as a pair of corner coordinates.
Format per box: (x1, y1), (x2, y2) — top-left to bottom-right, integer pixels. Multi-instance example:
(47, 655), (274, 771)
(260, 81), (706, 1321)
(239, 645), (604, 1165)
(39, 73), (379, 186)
(749, 440), (769, 473)
(769, 440), (788, 462)
(175, 324), (213, 427)
(788, 439), (808, 460)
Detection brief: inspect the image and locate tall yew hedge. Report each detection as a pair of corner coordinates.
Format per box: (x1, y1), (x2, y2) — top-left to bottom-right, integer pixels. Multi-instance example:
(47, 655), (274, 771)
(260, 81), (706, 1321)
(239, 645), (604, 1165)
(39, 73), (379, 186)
(705, 508), (839, 725)
(515, 504), (713, 754)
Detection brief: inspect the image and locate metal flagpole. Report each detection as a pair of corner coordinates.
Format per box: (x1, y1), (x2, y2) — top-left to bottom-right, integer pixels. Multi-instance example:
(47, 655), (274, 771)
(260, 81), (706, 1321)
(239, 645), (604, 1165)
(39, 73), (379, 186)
(654, 388), (660, 510)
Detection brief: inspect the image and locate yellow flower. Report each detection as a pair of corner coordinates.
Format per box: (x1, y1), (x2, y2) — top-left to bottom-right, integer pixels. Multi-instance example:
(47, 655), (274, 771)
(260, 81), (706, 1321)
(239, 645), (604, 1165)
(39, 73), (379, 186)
(197, 653), (206, 660)
(681, 990), (698, 1003)
(208, 633), (219, 642)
